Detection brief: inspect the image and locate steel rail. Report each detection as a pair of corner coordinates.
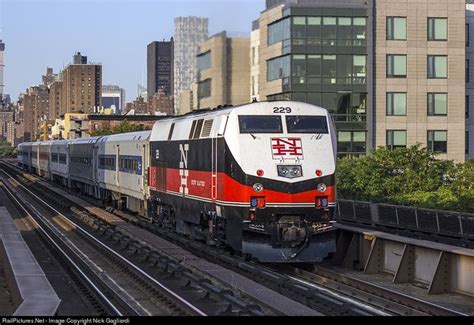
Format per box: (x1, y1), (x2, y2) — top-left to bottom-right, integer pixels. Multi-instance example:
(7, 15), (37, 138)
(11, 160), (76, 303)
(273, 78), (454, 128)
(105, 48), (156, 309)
(0, 180), (123, 316)
(0, 168), (207, 317)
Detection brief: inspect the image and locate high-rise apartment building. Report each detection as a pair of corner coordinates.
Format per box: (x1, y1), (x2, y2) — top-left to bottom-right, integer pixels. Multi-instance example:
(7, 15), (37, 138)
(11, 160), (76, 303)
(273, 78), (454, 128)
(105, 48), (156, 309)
(60, 52), (102, 115)
(194, 31), (250, 109)
(0, 111), (13, 140)
(149, 88), (174, 115)
(49, 80), (63, 120)
(255, 0), (469, 162)
(73, 52), (88, 64)
(42, 67), (58, 87)
(23, 85), (49, 141)
(174, 17), (208, 115)
(147, 39), (174, 98)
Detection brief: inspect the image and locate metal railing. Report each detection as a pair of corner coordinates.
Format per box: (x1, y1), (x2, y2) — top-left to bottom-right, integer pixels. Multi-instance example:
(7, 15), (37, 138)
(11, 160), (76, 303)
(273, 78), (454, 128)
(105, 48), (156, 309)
(336, 200), (474, 239)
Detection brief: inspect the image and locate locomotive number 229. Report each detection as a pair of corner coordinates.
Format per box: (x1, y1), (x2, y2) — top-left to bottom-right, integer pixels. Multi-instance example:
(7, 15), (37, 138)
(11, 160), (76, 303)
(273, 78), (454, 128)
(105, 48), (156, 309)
(273, 107), (292, 114)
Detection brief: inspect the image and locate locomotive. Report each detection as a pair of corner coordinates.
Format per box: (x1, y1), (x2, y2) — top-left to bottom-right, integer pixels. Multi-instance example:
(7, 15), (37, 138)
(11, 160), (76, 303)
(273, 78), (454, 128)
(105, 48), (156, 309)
(17, 101), (337, 263)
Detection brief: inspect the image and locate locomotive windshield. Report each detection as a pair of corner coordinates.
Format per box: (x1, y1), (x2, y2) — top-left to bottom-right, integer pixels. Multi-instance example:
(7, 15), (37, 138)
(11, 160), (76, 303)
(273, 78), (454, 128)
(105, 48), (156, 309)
(286, 116), (329, 134)
(239, 115), (283, 133)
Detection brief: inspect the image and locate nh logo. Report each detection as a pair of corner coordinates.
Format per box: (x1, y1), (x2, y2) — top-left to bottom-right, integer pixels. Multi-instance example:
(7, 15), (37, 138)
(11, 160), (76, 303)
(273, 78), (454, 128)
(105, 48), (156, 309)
(271, 138), (303, 160)
(179, 144), (189, 195)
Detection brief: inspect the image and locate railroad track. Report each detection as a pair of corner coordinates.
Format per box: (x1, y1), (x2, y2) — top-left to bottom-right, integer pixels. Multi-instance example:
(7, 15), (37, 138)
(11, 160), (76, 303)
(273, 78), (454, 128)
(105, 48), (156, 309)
(1, 160), (469, 317)
(0, 162), (274, 316)
(0, 169), (210, 316)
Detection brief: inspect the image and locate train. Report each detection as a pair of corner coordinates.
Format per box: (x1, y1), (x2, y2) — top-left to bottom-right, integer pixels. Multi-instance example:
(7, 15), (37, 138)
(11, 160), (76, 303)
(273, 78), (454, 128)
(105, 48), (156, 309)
(17, 101), (337, 263)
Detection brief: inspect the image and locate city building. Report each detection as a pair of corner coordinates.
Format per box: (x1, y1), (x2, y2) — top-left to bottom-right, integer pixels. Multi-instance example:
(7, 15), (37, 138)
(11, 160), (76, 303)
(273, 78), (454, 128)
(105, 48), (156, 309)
(255, 0), (468, 162)
(73, 52), (87, 64)
(42, 67), (58, 87)
(51, 113), (89, 139)
(0, 40), (4, 100)
(250, 20), (261, 102)
(178, 89), (194, 115)
(49, 80), (63, 121)
(22, 85), (49, 141)
(174, 17), (209, 115)
(466, 3), (474, 158)
(125, 96), (148, 115)
(149, 88), (174, 115)
(7, 122), (23, 147)
(147, 39), (174, 98)
(0, 111), (13, 140)
(194, 31), (250, 110)
(88, 115), (164, 135)
(102, 85), (126, 114)
(137, 84), (148, 101)
(60, 52), (102, 115)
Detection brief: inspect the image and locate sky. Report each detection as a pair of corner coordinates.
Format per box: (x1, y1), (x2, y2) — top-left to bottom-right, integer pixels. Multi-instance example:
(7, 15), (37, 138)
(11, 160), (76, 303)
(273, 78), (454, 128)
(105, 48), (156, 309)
(0, 0), (265, 102)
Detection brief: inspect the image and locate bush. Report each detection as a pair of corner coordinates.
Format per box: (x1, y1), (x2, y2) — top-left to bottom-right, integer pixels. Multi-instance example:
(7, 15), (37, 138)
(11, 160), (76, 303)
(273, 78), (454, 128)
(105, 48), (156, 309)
(337, 145), (473, 213)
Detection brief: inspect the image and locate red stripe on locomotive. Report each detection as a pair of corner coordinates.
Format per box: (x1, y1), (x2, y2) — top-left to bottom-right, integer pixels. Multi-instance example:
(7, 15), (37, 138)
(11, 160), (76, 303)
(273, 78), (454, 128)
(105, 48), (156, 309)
(149, 166), (335, 204)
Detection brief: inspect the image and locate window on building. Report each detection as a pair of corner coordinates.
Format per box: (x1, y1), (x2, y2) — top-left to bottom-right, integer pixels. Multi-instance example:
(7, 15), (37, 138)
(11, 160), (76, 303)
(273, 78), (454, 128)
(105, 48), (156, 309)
(292, 17), (306, 45)
(307, 55), (321, 84)
(428, 130), (448, 153)
(337, 17), (352, 46)
(352, 131), (367, 152)
(352, 17), (367, 46)
(268, 18), (290, 45)
(427, 93), (447, 116)
(387, 17), (407, 40)
(353, 55), (367, 83)
(427, 55), (447, 79)
(292, 55), (306, 84)
(387, 55), (407, 78)
(467, 95), (470, 118)
(337, 131), (366, 153)
(322, 17), (337, 46)
(428, 17), (447, 41)
(197, 51), (211, 72)
(322, 55), (337, 83)
(386, 92), (407, 116)
(198, 79), (211, 99)
(467, 131), (470, 155)
(337, 55), (352, 84)
(467, 59), (470, 83)
(306, 17), (321, 45)
(467, 24), (470, 47)
(387, 130), (407, 149)
(267, 55), (290, 81)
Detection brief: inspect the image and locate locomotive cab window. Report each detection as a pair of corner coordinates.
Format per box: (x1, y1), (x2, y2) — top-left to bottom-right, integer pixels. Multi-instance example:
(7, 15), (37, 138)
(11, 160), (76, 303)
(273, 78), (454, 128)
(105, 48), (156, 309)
(239, 116), (283, 133)
(286, 116), (329, 134)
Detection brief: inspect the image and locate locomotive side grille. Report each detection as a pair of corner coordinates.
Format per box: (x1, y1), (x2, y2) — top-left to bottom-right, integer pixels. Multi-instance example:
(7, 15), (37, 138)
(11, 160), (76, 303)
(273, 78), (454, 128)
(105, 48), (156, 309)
(201, 119), (214, 138)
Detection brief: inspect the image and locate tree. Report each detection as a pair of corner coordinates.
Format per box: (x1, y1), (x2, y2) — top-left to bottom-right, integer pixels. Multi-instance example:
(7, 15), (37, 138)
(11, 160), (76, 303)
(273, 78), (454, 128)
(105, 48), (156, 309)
(90, 120), (148, 137)
(337, 145), (473, 213)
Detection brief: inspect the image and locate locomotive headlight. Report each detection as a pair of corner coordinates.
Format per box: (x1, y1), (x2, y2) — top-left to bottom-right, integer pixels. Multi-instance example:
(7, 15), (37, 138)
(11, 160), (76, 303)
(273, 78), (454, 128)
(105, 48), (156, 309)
(317, 183), (327, 193)
(278, 165), (302, 179)
(253, 183), (264, 193)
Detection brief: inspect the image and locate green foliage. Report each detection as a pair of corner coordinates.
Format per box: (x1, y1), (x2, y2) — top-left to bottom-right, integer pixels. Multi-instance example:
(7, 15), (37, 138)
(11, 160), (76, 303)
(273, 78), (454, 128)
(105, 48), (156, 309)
(90, 120), (148, 137)
(337, 145), (474, 213)
(0, 141), (16, 157)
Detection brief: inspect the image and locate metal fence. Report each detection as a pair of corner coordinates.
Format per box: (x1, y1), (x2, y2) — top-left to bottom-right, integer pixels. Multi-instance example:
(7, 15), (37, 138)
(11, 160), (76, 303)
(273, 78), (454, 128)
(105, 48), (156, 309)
(336, 200), (474, 239)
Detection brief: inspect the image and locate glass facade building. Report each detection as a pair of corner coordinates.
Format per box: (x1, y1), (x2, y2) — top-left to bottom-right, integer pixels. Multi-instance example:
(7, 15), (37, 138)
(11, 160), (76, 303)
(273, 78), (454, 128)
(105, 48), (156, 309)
(264, 6), (369, 157)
